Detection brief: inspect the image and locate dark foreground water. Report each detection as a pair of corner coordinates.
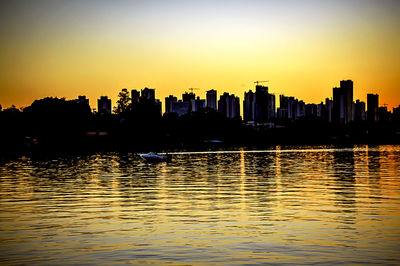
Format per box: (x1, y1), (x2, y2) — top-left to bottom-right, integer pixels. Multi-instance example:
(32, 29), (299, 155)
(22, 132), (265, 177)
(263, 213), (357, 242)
(0, 145), (399, 265)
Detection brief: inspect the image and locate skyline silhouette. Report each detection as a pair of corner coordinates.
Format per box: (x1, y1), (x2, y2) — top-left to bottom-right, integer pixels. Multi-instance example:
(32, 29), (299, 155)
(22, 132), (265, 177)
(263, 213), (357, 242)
(2, 79), (398, 121)
(1, 78), (399, 156)
(1, 1), (399, 109)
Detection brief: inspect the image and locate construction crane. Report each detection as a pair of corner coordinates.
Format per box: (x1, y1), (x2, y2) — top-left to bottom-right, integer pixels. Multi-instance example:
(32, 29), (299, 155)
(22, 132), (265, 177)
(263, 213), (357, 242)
(188, 88), (199, 93)
(254, 81), (269, 85)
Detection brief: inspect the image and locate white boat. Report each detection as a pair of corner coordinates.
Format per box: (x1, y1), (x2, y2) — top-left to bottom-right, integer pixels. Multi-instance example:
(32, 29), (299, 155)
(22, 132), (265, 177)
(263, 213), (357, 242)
(140, 152), (171, 162)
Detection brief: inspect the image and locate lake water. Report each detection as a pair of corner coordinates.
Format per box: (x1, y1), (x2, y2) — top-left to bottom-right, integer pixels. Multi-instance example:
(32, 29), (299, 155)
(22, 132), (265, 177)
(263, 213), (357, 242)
(1, 145), (399, 265)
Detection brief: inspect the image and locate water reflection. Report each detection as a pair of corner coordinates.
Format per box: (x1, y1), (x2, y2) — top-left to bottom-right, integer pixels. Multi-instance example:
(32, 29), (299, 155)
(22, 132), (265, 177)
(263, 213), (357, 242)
(0, 146), (400, 265)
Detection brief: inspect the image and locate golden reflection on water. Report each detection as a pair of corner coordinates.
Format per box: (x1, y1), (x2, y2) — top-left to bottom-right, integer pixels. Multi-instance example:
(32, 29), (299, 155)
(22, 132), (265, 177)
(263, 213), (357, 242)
(0, 145), (400, 264)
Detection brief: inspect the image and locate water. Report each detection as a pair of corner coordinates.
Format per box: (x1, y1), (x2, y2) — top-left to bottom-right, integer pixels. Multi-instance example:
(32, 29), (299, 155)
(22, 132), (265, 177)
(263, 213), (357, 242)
(1, 145), (399, 265)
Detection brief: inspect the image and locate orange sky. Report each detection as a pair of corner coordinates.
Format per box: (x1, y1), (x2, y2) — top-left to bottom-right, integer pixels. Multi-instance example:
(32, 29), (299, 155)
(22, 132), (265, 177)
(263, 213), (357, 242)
(0, 0), (399, 110)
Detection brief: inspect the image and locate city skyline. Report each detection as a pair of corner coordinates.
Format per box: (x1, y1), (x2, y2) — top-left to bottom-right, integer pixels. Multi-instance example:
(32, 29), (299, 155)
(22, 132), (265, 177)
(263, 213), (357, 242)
(4, 79), (397, 117)
(1, 0), (399, 109)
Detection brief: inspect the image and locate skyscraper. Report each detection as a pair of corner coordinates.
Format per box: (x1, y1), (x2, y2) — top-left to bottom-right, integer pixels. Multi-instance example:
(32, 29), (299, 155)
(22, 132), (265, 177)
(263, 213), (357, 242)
(97, 96), (111, 114)
(367, 93), (379, 122)
(206, 89), (217, 110)
(255, 85), (269, 122)
(243, 90), (255, 122)
(267, 93), (276, 119)
(77, 96), (89, 105)
(279, 95), (302, 120)
(182, 92), (196, 112)
(354, 99), (366, 121)
(325, 98), (333, 123)
(333, 80), (353, 124)
(141, 88), (155, 101)
(165, 95), (177, 114)
(218, 93), (240, 119)
(131, 89), (140, 105)
(341, 80), (353, 123)
(194, 97), (206, 111)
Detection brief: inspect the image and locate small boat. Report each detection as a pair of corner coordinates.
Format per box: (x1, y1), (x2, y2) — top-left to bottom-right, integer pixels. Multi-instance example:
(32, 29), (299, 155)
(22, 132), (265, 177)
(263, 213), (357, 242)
(140, 152), (171, 163)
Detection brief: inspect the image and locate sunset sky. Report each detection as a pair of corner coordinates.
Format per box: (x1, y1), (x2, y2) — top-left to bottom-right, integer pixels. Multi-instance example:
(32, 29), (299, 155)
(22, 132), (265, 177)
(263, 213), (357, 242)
(0, 0), (399, 110)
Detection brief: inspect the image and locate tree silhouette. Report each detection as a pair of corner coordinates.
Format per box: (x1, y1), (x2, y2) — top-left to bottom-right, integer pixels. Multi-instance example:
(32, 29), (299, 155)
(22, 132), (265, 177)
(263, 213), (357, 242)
(114, 88), (131, 114)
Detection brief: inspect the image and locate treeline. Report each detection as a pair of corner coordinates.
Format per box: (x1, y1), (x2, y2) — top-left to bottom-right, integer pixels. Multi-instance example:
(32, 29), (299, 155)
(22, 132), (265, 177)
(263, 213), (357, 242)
(0, 97), (399, 156)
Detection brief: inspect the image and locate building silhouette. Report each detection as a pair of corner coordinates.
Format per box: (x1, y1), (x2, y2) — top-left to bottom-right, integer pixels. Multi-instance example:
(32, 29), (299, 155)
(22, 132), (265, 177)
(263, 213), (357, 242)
(305, 104), (318, 117)
(333, 80), (353, 124)
(255, 85), (269, 122)
(131, 89), (140, 105)
(194, 97), (206, 111)
(76, 96), (89, 106)
(325, 98), (333, 123)
(141, 88), (155, 101)
(378, 106), (390, 121)
(172, 101), (190, 116)
(268, 93), (276, 119)
(243, 90), (255, 122)
(182, 92), (196, 112)
(218, 93), (240, 119)
(367, 93), (379, 122)
(354, 99), (366, 121)
(278, 95), (304, 120)
(98, 96), (111, 114)
(165, 93), (205, 116)
(206, 89), (217, 110)
(165, 95), (177, 114)
(393, 105), (400, 121)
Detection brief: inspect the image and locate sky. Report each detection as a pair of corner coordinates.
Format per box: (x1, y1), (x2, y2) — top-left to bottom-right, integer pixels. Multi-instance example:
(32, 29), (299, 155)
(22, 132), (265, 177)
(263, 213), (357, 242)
(0, 0), (399, 110)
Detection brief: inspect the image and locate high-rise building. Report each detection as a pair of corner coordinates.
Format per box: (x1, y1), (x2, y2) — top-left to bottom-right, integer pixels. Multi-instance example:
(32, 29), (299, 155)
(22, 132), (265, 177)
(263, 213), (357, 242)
(243, 90), (256, 122)
(97, 96), (111, 114)
(378, 106), (390, 122)
(296, 100), (305, 118)
(131, 89), (140, 105)
(317, 102), (324, 118)
(354, 99), (366, 121)
(206, 90), (217, 110)
(182, 92), (196, 112)
(267, 93), (276, 119)
(255, 85), (269, 122)
(218, 93), (240, 119)
(77, 96), (89, 105)
(194, 97), (206, 111)
(165, 95), (177, 114)
(155, 99), (162, 116)
(141, 88), (155, 101)
(367, 93), (379, 122)
(325, 98), (333, 123)
(341, 80), (353, 123)
(182, 92), (195, 102)
(305, 104), (318, 117)
(279, 95), (303, 120)
(393, 105), (400, 121)
(333, 80), (353, 124)
(171, 101), (190, 116)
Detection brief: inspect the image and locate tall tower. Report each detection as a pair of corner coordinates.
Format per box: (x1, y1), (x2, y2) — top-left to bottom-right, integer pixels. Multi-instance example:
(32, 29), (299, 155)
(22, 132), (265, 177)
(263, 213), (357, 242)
(165, 95), (177, 114)
(333, 80), (353, 124)
(367, 93), (379, 122)
(340, 80), (353, 124)
(218, 93), (240, 119)
(97, 96), (111, 114)
(243, 90), (255, 122)
(255, 85), (269, 122)
(141, 88), (155, 101)
(131, 89), (140, 105)
(206, 89), (217, 110)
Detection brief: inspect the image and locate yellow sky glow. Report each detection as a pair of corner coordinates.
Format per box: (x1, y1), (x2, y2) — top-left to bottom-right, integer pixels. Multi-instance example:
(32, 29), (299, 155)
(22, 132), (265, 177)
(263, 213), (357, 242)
(0, 0), (399, 110)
